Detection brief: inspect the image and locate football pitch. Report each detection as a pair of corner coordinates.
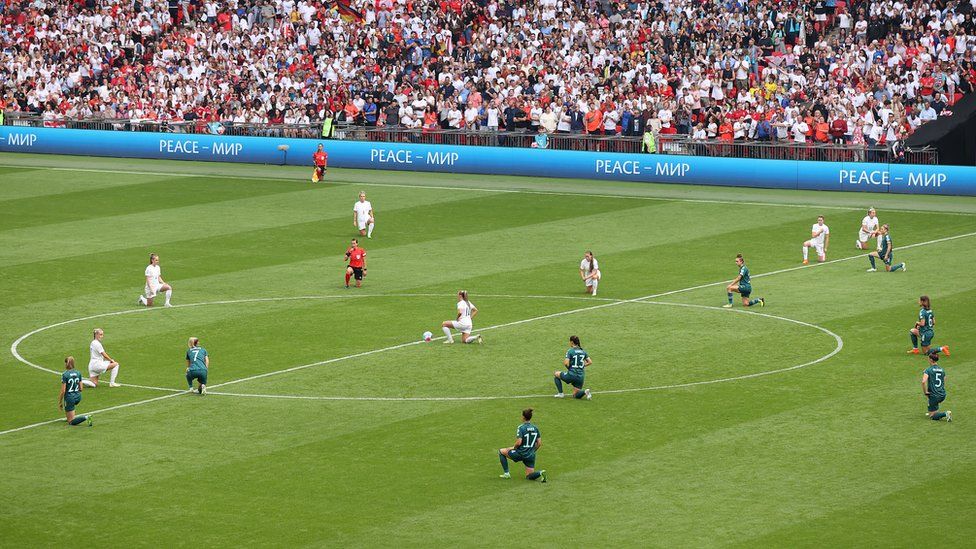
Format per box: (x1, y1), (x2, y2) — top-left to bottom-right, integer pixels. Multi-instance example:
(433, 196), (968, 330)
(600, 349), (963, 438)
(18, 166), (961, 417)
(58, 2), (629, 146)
(1, 152), (975, 547)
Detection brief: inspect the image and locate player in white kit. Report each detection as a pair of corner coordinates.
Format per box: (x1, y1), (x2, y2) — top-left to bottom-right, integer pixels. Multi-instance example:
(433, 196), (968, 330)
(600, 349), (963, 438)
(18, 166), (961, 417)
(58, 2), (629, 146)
(82, 328), (120, 387)
(579, 251), (601, 295)
(138, 253), (173, 307)
(441, 290), (483, 344)
(802, 216), (830, 264)
(353, 191), (375, 238)
(856, 207), (880, 250)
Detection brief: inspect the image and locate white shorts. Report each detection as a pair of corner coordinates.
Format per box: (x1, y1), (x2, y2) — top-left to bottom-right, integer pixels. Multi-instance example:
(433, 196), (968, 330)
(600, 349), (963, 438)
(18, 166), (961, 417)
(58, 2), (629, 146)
(89, 359), (110, 377)
(144, 282), (160, 299)
(804, 241), (825, 257)
(858, 230), (872, 243)
(357, 217), (373, 230)
(584, 270), (602, 286)
(451, 320), (473, 334)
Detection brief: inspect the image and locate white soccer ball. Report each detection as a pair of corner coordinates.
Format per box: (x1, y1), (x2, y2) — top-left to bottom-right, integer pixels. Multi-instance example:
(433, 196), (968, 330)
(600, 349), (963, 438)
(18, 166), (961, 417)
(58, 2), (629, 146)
(423, 331), (433, 342)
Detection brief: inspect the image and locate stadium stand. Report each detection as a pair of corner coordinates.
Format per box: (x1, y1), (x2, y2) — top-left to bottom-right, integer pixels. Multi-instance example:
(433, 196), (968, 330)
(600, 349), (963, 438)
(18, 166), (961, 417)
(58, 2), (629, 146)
(0, 0), (973, 157)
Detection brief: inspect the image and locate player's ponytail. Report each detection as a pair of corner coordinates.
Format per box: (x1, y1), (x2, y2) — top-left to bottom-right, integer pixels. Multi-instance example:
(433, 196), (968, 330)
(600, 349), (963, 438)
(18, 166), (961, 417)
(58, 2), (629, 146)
(570, 335), (581, 347)
(522, 408), (533, 421)
(188, 337), (200, 348)
(460, 290), (471, 311)
(920, 295), (930, 308)
(149, 253), (158, 265)
(65, 356), (75, 369)
(586, 251), (595, 273)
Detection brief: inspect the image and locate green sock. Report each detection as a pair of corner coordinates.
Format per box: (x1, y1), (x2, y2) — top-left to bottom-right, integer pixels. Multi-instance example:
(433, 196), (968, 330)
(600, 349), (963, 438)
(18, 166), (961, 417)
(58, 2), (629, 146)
(526, 471), (541, 481)
(69, 416), (87, 426)
(890, 263), (904, 272)
(932, 412), (947, 421)
(930, 344), (940, 354)
(574, 390), (586, 399)
(554, 377), (563, 393)
(498, 452), (509, 473)
(910, 333), (918, 347)
(747, 298), (759, 306)
(727, 292), (734, 304)
(869, 256), (876, 268)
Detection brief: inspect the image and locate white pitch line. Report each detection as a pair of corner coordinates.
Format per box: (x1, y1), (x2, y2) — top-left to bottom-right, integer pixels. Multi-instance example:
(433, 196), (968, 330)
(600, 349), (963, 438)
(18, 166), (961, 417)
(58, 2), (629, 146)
(4, 230), (975, 436)
(203, 301), (843, 401)
(3, 163), (974, 216)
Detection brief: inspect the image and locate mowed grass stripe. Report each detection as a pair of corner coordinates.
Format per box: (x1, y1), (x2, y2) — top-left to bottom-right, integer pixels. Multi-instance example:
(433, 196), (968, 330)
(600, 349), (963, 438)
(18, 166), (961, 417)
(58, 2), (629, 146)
(0, 175), (317, 231)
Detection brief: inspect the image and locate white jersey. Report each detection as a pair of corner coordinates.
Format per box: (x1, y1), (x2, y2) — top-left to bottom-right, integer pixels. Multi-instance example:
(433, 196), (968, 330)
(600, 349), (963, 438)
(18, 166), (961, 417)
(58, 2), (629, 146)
(580, 257), (600, 277)
(457, 300), (475, 323)
(90, 339), (106, 364)
(145, 264), (161, 288)
(810, 223), (830, 246)
(353, 200), (373, 221)
(860, 215), (879, 236)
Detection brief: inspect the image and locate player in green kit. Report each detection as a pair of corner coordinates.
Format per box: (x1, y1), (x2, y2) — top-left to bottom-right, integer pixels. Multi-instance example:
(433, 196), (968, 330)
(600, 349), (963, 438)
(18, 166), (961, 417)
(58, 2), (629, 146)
(866, 224), (905, 272)
(185, 337), (209, 395)
(724, 254), (765, 308)
(554, 335), (592, 400)
(498, 408), (547, 482)
(58, 356), (92, 427)
(922, 354), (951, 422)
(908, 296), (950, 357)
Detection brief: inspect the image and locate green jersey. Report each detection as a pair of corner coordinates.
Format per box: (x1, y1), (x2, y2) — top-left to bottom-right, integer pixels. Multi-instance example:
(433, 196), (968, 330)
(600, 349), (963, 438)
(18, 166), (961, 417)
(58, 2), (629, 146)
(918, 308), (934, 331)
(565, 347), (589, 372)
(925, 365), (946, 399)
(61, 370), (82, 394)
(879, 234), (892, 256)
(515, 422), (540, 454)
(738, 265), (751, 286)
(186, 346), (208, 371)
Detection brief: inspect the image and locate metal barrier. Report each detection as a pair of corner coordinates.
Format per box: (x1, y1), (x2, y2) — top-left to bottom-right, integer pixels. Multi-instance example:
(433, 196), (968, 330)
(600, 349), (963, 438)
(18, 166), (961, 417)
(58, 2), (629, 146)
(2, 113), (938, 165)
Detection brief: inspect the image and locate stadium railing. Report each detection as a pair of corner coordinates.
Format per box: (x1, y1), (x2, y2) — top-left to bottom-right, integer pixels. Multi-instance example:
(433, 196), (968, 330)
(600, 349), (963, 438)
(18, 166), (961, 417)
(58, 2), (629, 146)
(2, 113), (938, 165)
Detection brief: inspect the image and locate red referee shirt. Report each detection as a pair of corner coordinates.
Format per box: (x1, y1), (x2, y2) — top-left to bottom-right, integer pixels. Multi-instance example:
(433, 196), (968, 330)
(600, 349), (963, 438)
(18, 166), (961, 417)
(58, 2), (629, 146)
(346, 247), (366, 267)
(314, 151), (328, 166)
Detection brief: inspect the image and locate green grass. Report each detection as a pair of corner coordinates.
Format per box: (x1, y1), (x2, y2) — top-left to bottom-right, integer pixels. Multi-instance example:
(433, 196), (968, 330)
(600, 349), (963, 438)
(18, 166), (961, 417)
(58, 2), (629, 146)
(1, 152), (975, 547)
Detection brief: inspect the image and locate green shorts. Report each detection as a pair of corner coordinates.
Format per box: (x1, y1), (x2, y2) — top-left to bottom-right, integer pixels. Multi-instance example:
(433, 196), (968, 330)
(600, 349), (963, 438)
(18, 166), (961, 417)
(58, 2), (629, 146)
(64, 393), (81, 412)
(558, 370), (585, 389)
(508, 450), (536, 469)
(927, 394), (945, 412)
(920, 329), (934, 347)
(186, 369), (208, 387)
(738, 284), (752, 298)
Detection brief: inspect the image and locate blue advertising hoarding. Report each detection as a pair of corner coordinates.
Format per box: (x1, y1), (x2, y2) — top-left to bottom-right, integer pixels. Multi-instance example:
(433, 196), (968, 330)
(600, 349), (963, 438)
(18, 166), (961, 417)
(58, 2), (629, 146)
(1, 126), (973, 195)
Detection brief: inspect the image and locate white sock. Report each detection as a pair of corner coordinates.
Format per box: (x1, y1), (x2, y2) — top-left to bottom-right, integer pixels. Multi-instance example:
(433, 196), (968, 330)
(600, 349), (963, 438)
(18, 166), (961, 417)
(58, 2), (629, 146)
(442, 326), (453, 342)
(109, 366), (119, 383)
(367, 222), (374, 237)
(464, 334), (479, 343)
(856, 240), (862, 249)
(591, 280), (598, 296)
(139, 295), (147, 305)
(82, 379), (96, 387)
(164, 289), (172, 305)
(802, 246), (809, 260)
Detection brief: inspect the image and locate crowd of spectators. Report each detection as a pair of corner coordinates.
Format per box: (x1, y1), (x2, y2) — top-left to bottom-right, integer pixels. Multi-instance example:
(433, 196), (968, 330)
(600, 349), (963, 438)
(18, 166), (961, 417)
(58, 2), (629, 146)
(1, 0), (975, 149)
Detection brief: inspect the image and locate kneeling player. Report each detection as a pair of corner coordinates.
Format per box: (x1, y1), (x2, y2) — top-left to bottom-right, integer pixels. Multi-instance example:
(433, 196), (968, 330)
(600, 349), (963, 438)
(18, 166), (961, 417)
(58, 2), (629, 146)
(353, 191), (375, 238)
(441, 290), (483, 344)
(579, 251), (601, 295)
(344, 238), (367, 288)
(59, 356), (92, 427)
(724, 254), (764, 308)
(138, 253), (173, 307)
(83, 328), (120, 388)
(908, 295), (950, 357)
(856, 207), (880, 250)
(866, 224), (905, 272)
(554, 335), (592, 399)
(312, 143), (328, 182)
(801, 215), (830, 264)
(922, 354), (951, 422)
(498, 408), (547, 482)
(185, 337), (209, 395)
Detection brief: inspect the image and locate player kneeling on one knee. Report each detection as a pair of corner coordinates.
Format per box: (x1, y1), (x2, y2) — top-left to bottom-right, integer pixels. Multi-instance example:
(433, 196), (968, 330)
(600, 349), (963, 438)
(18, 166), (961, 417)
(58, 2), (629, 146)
(185, 337), (209, 395)
(801, 215), (829, 264)
(83, 328), (120, 388)
(59, 356), (92, 427)
(441, 290), (483, 344)
(553, 335), (592, 400)
(498, 408), (546, 482)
